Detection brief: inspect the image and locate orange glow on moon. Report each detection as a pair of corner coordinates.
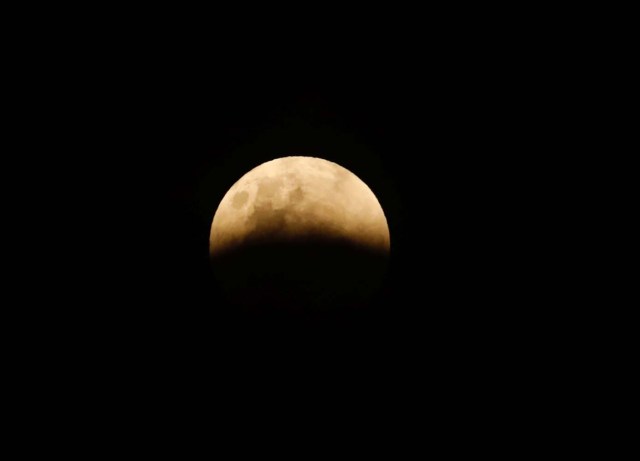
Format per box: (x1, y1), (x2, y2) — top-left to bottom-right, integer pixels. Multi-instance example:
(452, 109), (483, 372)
(210, 156), (390, 256)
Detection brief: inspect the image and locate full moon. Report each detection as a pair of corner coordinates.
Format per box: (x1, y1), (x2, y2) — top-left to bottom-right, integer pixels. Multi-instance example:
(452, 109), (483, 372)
(210, 156), (390, 313)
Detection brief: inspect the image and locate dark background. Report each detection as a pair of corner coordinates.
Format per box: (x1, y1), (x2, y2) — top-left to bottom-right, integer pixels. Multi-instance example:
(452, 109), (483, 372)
(4, 7), (584, 449)
(100, 58), (534, 357)
(61, 23), (554, 429)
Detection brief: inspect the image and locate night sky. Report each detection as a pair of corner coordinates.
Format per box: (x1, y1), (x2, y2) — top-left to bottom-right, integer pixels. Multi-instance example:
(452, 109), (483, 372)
(110, 70), (527, 347)
(15, 8), (576, 447)
(77, 32), (547, 422)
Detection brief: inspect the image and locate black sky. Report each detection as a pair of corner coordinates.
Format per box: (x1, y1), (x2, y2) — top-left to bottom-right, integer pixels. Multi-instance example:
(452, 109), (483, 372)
(12, 8), (580, 447)
(103, 59), (530, 347)
(63, 25), (555, 423)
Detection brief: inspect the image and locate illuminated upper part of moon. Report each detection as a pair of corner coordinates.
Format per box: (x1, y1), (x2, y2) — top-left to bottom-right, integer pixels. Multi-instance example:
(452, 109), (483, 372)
(209, 156), (390, 256)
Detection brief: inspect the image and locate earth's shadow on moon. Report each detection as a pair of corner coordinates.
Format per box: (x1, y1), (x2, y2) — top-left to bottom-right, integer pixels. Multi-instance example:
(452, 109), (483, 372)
(210, 234), (389, 327)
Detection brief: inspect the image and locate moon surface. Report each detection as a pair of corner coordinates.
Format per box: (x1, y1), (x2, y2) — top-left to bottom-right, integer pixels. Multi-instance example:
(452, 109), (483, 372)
(210, 156), (390, 256)
(209, 156), (390, 312)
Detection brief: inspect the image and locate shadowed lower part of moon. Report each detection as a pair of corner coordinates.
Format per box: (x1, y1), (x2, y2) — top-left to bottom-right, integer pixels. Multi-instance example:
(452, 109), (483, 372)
(211, 235), (389, 314)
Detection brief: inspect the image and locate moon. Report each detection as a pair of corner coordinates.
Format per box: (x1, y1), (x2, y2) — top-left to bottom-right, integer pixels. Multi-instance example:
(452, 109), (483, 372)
(210, 156), (390, 312)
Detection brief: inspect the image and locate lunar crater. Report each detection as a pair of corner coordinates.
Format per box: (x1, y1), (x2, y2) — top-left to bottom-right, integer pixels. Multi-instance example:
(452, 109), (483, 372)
(232, 190), (249, 208)
(289, 186), (305, 203)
